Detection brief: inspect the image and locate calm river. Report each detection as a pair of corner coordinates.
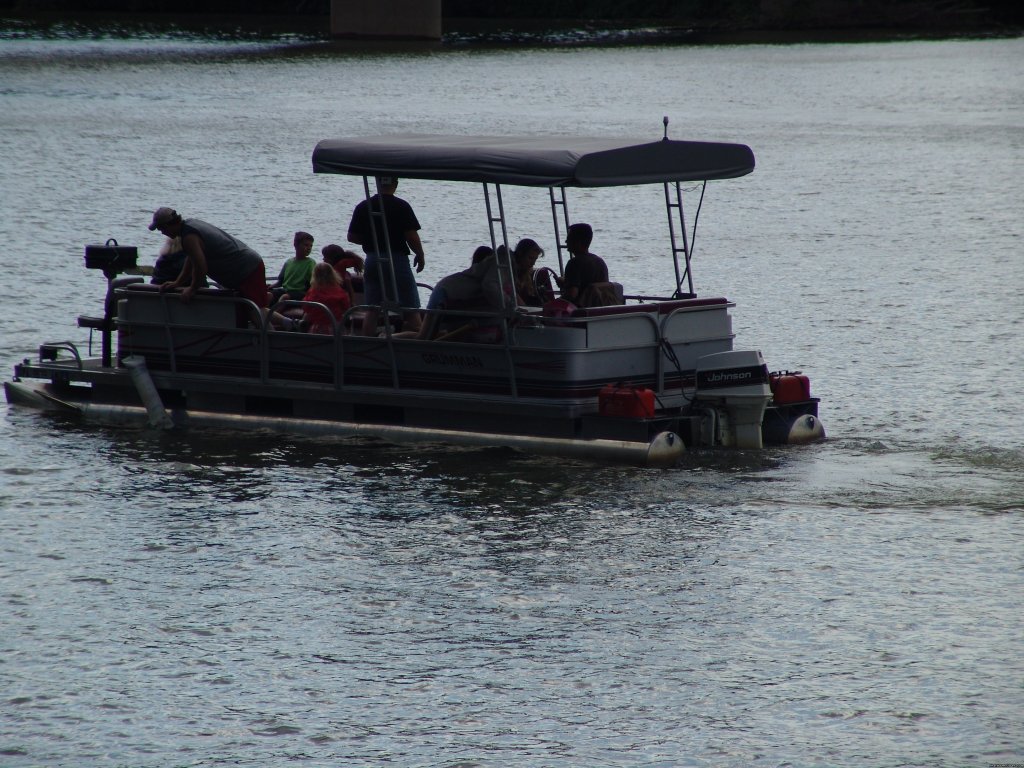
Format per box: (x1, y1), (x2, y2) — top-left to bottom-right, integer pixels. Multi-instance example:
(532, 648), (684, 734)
(0, 18), (1022, 767)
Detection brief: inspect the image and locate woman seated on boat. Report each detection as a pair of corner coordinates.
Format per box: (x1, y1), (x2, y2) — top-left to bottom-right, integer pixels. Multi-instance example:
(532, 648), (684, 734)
(405, 246), (515, 341)
(268, 262), (351, 333)
(510, 238), (552, 307)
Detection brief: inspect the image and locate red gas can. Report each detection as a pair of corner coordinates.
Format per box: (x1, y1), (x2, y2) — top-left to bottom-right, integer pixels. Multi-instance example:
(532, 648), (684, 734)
(770, 372), (811, 404)
(599, 384), (656, 418)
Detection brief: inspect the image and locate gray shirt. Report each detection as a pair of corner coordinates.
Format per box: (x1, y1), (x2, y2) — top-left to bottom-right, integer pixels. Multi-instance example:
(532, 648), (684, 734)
(434, 256), (514, 309)
(180, 219), (262, 288)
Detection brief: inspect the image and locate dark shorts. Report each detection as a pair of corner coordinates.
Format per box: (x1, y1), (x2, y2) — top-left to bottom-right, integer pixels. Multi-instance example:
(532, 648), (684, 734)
(362, 252), (421, 309)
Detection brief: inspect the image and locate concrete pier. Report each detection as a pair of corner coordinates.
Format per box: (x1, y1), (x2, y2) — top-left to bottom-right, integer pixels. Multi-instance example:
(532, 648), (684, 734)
(330, 0), (442, 40)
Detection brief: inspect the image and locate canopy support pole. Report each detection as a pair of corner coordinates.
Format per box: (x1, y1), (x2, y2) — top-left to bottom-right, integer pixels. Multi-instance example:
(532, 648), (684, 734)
(548, 187), (571, 276)
(481, 183), (519, 399)
(665, 180), (699, 298)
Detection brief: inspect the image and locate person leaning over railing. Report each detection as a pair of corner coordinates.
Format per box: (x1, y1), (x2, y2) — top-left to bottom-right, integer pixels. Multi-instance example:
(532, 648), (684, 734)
(149, 207), (268, 312)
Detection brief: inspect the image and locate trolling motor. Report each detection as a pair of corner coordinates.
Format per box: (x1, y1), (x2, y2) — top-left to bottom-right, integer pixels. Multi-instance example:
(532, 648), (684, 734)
(85, 238), (138, 280)
(82, 238), (140, 367)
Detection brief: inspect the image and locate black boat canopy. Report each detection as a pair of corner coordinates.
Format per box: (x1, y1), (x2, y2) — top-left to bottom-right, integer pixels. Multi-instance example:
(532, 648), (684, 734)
(311, 134), (754, 187)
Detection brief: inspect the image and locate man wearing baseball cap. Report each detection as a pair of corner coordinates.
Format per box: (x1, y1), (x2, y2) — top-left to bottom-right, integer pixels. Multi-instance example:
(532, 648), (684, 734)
(149, 207), (268, 310)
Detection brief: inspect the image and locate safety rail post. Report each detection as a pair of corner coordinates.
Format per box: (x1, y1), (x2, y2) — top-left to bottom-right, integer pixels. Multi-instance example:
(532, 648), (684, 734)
(375, 306), (401, 390)
(331, 309), (344, 390)
(655, 315), (665, 396)
(158, 292), (178, 374)
(336, 324), (345, 390)
(258, 297), (274, 384)
(500, 311), (519, 400)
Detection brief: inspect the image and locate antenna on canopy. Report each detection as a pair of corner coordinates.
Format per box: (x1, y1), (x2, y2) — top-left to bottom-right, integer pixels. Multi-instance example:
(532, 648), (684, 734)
(663, 115), (669, 140)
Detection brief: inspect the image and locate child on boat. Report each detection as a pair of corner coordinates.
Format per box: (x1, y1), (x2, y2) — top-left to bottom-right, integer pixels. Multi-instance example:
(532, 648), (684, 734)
(301, 261), (351, 335)
(321, 243), (363, 304)
(270, 231), (316, 306)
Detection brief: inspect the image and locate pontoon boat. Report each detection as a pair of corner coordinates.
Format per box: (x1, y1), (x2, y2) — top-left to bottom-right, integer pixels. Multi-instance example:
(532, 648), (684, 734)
(4, 131), (824, 467)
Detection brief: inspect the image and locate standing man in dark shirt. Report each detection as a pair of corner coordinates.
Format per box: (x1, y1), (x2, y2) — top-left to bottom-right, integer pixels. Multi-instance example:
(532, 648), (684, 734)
(347, 177), (425, 335)
(561, 222), (609, 305)
(149, 207), (268, 310)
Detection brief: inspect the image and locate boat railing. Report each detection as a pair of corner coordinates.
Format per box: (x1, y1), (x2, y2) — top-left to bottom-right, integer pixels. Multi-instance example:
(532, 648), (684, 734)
(36, 341), (85, 371)
(77, 276), (146, 366)
(261, 298), (346, 388)
(114, 286), (733, 403)
(559, 297), (735, 396)
(625, 293), (696, 303)
(372, 303), (521, 397)
(118, 284), (264, 377)
(558, 308), (666, 394)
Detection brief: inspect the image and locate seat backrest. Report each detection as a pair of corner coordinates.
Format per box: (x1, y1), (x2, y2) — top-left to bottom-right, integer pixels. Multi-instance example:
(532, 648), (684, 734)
(577, 281), (624, 308)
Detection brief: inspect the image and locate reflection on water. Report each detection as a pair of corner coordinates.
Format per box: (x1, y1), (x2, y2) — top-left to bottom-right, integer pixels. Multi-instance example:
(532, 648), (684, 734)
(3, 400), (1022, 766)
(10, 407), (1023, 517)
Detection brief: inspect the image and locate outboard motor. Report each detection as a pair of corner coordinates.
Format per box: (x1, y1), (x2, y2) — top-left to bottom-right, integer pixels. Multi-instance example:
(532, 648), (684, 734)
(694, 350), (772, 449)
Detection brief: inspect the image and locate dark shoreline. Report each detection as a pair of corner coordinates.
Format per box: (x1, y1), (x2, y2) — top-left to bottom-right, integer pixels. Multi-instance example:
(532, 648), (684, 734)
(1, 8), (1021, 45)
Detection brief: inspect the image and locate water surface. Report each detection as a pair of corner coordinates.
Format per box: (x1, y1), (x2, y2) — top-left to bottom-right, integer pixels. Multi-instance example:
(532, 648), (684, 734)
(0, 26), (1021, 767)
